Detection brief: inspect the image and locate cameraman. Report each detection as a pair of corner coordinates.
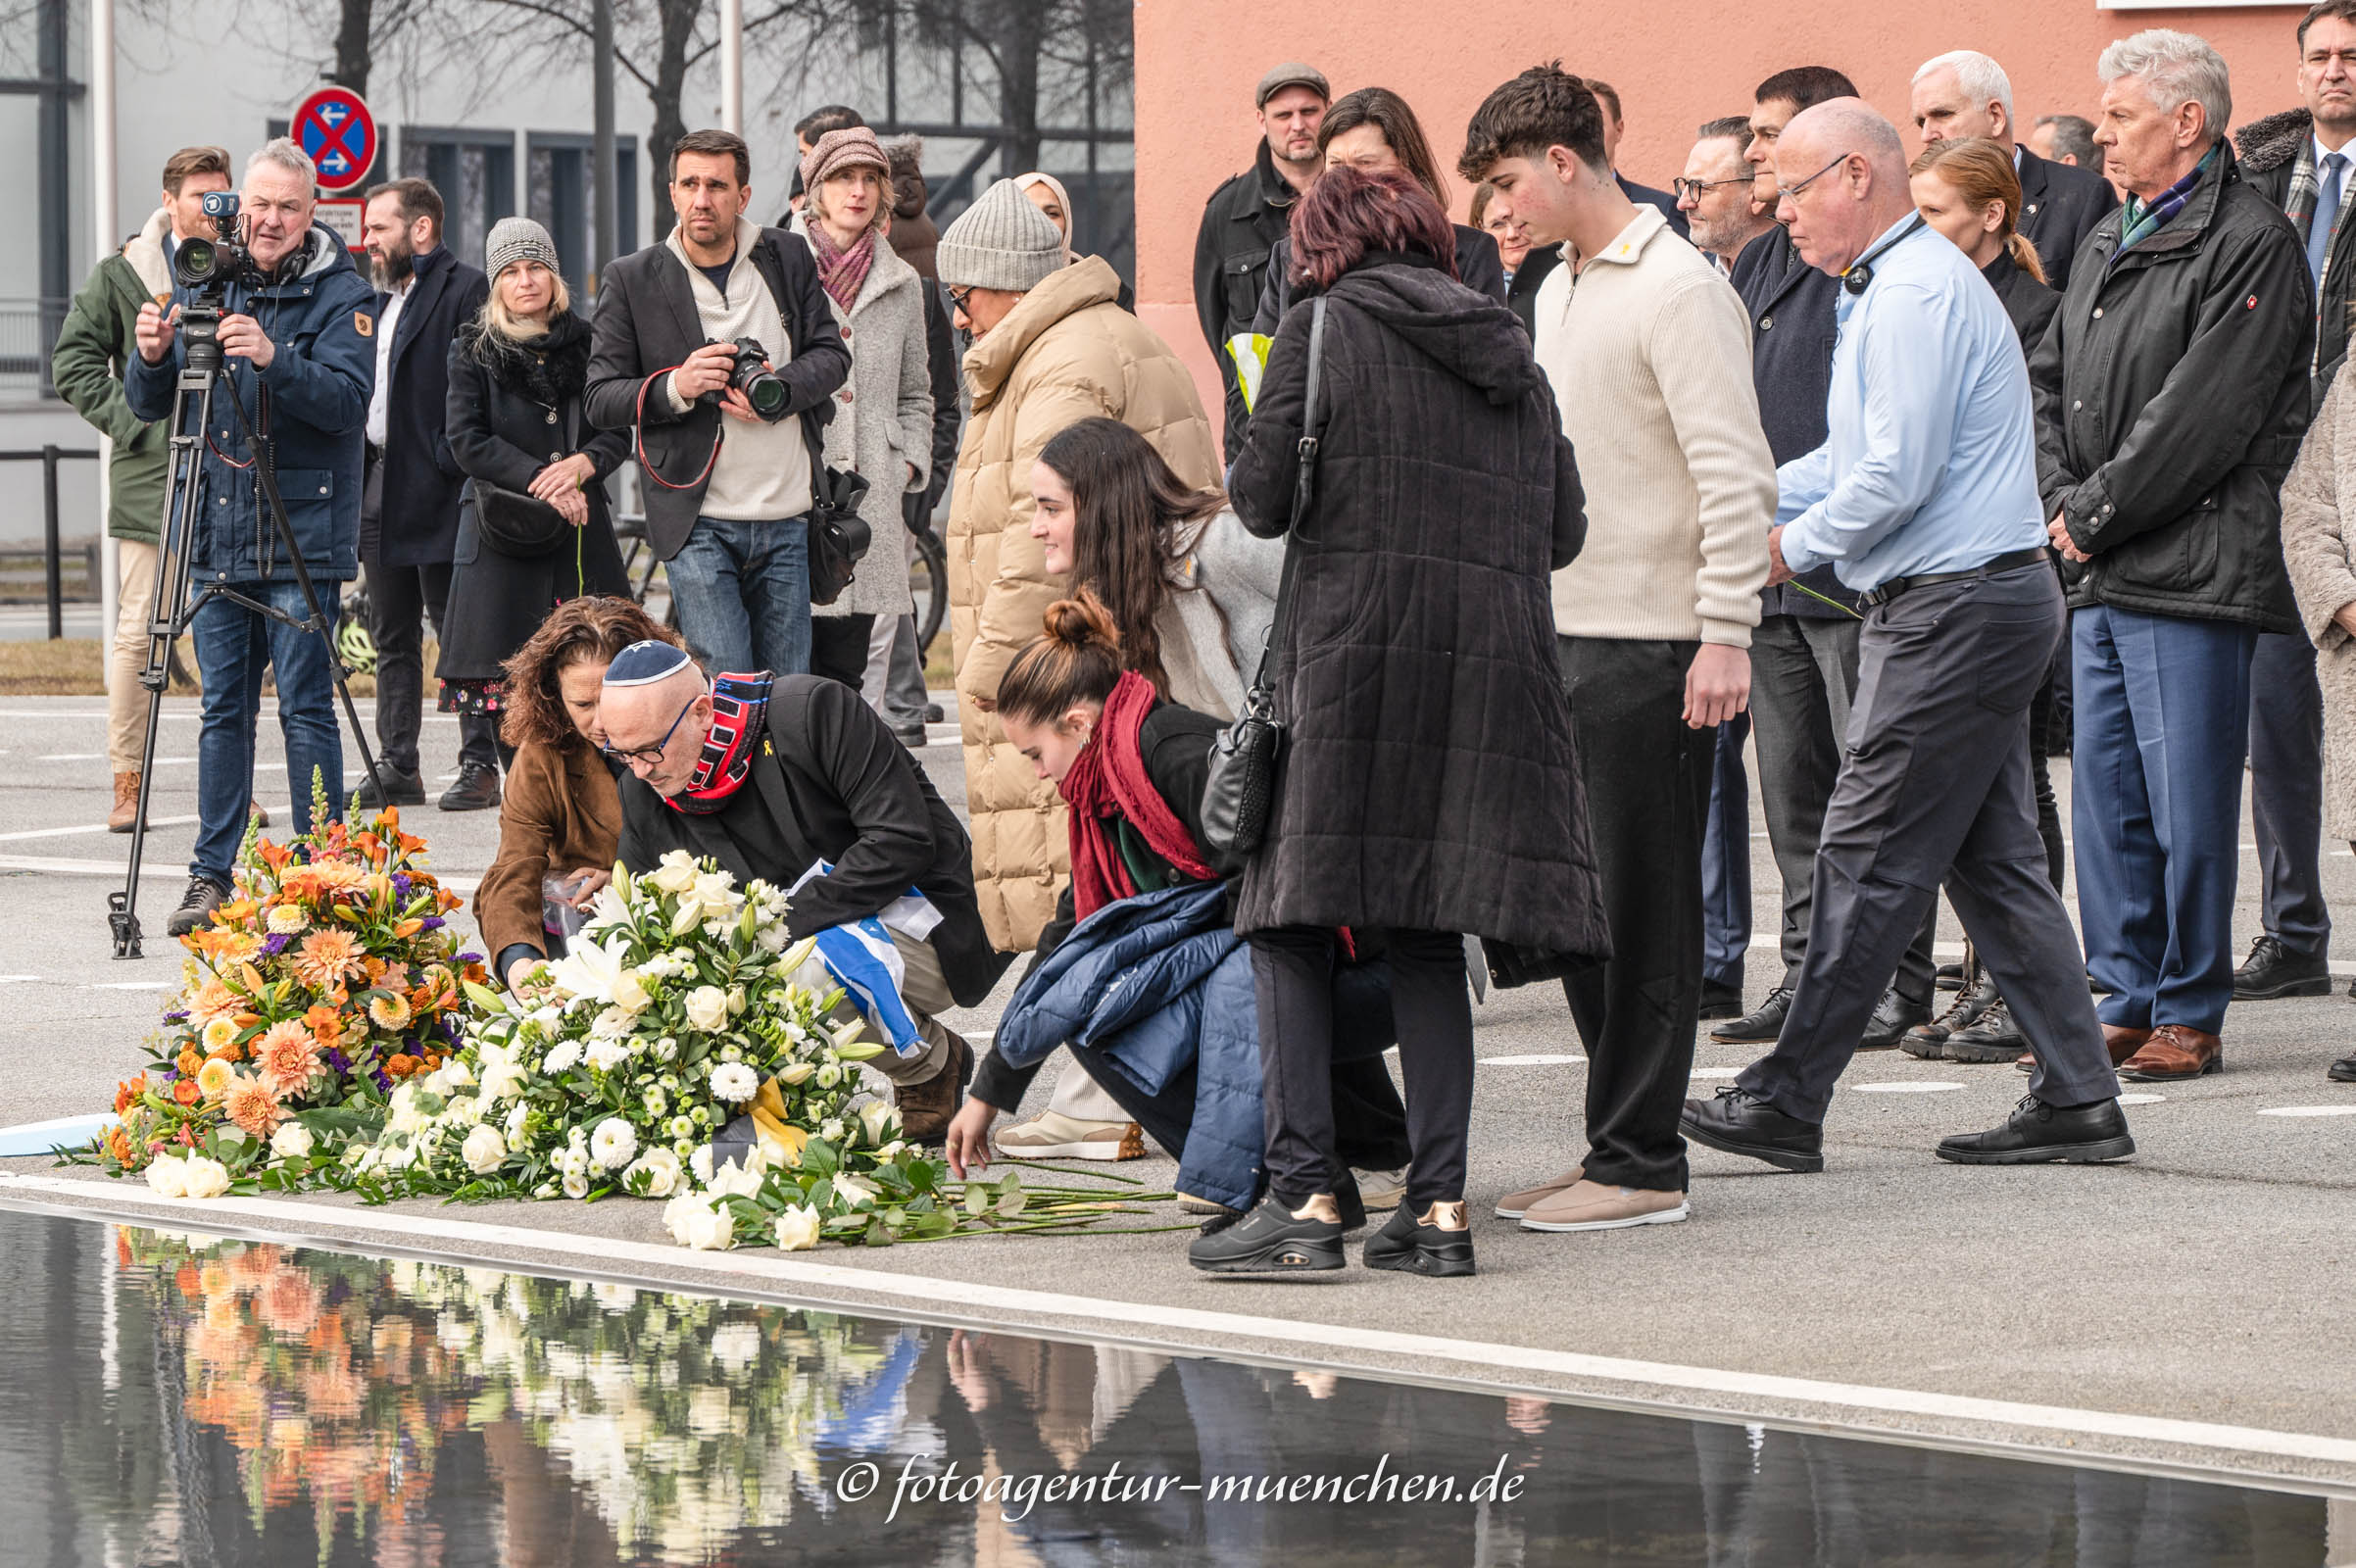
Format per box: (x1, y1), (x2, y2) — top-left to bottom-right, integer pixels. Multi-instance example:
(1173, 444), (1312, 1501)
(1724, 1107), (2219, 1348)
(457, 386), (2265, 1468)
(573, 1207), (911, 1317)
(585, 127), (850, 677)
(125, 138), (375, 937)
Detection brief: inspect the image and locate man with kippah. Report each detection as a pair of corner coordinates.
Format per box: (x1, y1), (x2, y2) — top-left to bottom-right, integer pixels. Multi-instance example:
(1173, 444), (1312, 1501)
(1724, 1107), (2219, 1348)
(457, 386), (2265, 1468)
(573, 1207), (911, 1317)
(598, 643), (1010, 1143)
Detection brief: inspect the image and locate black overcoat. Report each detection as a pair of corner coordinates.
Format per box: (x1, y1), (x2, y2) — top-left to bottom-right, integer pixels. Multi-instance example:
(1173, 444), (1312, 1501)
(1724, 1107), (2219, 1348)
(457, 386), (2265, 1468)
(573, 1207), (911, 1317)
(1226, 254), (1608, 960)
(363, 242), (490, 566)
(435, 310), (633, 683)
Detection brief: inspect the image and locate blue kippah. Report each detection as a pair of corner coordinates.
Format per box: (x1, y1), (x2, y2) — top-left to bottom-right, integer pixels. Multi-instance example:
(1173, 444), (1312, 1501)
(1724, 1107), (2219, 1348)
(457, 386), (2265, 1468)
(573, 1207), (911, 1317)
(603, 639), (694, 687)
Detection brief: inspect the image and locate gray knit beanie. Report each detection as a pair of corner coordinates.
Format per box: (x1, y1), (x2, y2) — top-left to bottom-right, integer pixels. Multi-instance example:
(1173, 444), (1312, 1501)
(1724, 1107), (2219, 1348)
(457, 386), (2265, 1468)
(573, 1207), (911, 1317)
(485, 216), (561, 281)
(934, 179), (1064, 292)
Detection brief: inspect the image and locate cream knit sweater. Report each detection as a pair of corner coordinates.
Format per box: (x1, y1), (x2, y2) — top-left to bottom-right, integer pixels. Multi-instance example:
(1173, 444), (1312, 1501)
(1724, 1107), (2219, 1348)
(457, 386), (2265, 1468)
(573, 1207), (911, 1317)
(663, 217), (814, 522)
(1532, 205), (1773, 647)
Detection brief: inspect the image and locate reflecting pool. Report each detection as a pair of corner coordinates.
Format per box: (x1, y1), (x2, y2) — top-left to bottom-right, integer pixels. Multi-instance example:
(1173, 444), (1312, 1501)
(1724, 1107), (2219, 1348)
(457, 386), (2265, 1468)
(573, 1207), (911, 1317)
(0, 1203), (2332, 1566)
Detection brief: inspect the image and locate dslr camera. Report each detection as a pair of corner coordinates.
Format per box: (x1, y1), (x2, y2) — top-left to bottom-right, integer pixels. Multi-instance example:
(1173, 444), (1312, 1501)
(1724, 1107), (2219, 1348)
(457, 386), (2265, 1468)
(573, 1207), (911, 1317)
(172, 191), (258, 377)
(700, 336), (789, 419)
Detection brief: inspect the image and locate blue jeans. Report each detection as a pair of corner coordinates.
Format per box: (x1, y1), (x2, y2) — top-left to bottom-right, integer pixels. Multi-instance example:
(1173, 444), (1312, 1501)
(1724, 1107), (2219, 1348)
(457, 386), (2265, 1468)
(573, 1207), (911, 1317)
(190, 578), (345, 884)
(2072, 604), (2257, 1035)
(666, 514), (811, 676)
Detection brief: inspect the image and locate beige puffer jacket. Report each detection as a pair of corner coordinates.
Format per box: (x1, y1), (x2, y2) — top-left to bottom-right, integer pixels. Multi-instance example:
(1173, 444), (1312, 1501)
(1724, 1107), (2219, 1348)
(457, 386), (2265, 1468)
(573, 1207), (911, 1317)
(947, 255), (1219, 952)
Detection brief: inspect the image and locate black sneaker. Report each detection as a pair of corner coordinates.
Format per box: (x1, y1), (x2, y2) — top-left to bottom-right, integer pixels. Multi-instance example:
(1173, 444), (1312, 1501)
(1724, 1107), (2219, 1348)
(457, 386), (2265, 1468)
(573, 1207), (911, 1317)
(438, 761), (502, 812)
(1680, 1086), (1826, 1174)
(1944, 996), (2026, 1063)
(1188, 1195), (1346, 1273)
(1361, 1204), (1476, 1277)
(1710, 986), (1792, 1044)
(353, 766), (427, 809)
(2329, 1054), (2356, 1084)
(2232, 934), (2331, 1000)
(1934, 1094), (2135, 1165)
(165, 875), (229, 938)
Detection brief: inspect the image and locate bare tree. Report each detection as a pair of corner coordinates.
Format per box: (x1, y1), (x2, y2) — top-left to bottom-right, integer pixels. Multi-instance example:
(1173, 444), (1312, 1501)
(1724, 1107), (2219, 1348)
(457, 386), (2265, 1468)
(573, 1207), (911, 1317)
(844, 0), (1130, 173)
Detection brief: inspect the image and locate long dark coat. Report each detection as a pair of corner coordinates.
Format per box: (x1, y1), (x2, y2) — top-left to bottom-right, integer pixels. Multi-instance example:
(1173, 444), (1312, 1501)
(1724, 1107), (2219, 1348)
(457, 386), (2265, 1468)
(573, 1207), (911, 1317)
(1227, 253), (1609, 959)
(363, 242), (490, 567)
(435, 310), (632, 683)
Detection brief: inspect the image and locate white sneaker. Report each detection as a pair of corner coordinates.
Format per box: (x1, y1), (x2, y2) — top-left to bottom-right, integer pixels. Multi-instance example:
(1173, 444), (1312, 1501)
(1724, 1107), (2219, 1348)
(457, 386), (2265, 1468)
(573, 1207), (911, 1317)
(991, 1111), (1144, 1161)
(1351, 1165), (1408, 1210)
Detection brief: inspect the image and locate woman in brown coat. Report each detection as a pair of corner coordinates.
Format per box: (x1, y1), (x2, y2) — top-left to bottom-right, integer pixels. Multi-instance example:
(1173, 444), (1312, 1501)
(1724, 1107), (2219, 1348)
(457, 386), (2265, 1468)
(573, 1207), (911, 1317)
(2275, 363), (2356, 1086)
(474, 597), (682, 987)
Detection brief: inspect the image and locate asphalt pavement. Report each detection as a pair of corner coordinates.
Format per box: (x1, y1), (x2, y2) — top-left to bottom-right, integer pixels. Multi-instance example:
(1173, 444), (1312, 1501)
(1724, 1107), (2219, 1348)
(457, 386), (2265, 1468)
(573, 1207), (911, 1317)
(4, 692), (2354, 1494)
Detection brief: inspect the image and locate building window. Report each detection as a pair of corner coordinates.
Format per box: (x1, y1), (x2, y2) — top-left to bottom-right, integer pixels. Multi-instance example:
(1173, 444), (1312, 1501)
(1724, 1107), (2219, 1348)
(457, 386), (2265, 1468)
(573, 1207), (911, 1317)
(528, 132), (638, 294)
(398, 128), (517, 272)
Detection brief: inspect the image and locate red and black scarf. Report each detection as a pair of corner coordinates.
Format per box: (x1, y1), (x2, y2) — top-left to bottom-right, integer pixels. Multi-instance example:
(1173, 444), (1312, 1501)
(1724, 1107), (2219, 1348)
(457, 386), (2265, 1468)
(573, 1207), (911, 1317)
(665, 671), (772, 815)
(1059, 671), (1215, 920)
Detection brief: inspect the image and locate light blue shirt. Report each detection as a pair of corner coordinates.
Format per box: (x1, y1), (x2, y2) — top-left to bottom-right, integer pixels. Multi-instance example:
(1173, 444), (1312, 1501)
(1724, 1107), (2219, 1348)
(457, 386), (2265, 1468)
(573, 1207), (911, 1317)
(1777, 215), (2049, 590)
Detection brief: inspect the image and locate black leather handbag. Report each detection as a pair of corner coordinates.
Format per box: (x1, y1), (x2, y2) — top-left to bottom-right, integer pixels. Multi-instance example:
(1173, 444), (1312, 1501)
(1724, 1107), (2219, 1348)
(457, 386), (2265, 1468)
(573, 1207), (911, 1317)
(1201, 296), (1326, 858)
(804, 430), (873, 608)
(471, 404), (582, 559)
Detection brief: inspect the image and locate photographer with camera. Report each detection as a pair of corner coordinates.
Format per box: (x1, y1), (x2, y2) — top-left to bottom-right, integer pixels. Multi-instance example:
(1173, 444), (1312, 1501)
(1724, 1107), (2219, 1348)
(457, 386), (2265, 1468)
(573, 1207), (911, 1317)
(50, 145), (232, 833)
(125, 138), (376, 937)
(585, 128), (851, 678)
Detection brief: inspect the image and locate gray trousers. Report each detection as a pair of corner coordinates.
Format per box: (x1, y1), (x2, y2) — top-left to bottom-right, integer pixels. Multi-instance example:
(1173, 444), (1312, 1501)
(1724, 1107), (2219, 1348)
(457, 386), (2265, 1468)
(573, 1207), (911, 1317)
(1735, 565), (2118, 1123)
(2248, 628), (2332, 955)
(1750, 611), (1937, 1003)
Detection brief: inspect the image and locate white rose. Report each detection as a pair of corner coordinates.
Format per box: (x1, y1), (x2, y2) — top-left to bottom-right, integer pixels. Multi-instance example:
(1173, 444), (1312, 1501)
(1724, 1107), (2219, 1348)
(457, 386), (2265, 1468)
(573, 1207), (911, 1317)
(649, 852), (700, 894)
(684, 986), (730, 1031)
(858, 1102), (901, 1148)
(622, 1147), (682, 1198)
(706, 1149), (768, 1199)
(383, 1142), (417, 1171)
(584, 1038), (629, 1074)
(589, 1116), (639, 1171)
(663, 1193), (736, 1250)
(612, 968), (651, 1014)
(691, 869), (736, 906)
(462, 1124), (508, 1175)
(833, 1172), (878, 1208)
(542, 1041), (583, 1074)
(562, 1170), (590, 1200)
(179, 1155), (231, 1199)
(504, 1102), (528, 1140)
(773, 1204), (822, 1251)
(145, 1155), (190, 1199)
(439, 1058), (475, 1090)
(709, 1061), (759, 1104)
(270, 1123), (316, 1161)
(654, 1036), (679, 1062)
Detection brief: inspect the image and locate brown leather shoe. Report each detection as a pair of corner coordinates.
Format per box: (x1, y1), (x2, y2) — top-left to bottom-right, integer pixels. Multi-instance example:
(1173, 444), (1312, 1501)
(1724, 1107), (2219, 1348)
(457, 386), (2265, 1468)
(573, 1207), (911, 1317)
(109, 771), (141, 833)
(2119, 1024), (2222, 1082)
(2101, 1024), (2152, 1066)
(893, 1029), (973, 1146)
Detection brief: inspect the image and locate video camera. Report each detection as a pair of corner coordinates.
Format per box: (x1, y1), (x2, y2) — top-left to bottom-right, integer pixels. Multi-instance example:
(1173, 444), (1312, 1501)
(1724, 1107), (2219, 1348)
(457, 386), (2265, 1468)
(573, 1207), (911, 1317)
(172, 191), (258, 377)
(700, 336), (788, 418)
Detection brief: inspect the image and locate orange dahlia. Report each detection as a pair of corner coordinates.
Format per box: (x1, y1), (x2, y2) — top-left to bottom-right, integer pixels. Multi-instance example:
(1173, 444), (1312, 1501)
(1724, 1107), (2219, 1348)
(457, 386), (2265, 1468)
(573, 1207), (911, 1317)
(254, 1021), (321, 1100)
(292, 929), (365, 991)
(223, 1075), (285, 1137)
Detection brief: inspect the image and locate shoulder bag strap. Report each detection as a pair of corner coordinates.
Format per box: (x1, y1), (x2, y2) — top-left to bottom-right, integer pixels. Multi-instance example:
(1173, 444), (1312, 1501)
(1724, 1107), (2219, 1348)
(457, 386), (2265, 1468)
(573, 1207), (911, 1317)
(1245, 295), (1328, 697)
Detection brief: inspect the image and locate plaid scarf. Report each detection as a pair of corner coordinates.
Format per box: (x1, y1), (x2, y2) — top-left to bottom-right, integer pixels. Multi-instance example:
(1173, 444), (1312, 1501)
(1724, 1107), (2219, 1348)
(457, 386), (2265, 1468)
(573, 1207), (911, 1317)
(666, 671), (771, 815)
(2114, 144), (2220, 266)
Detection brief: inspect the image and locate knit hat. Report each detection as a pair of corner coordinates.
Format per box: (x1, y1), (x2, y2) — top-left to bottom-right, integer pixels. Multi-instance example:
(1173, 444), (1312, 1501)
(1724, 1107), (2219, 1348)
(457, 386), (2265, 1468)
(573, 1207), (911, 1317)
(484, 216), (560, 280)
(802, 126), (890, 198)
(934, 179), (1065, 293)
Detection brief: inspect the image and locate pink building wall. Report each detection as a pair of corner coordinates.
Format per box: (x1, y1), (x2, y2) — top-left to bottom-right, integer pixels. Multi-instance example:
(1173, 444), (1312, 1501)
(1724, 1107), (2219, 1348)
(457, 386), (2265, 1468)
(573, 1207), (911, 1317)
(1130, 3), (2309, 441)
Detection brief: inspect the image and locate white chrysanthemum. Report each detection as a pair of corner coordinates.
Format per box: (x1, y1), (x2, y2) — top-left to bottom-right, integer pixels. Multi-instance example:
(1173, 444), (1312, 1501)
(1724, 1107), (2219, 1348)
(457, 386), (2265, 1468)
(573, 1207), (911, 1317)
(584, 1037), (629, 1073)
(709, 1061), (758, 1104)
(589, 1116), (639, 1171)
(542, 1040), (583, 1074)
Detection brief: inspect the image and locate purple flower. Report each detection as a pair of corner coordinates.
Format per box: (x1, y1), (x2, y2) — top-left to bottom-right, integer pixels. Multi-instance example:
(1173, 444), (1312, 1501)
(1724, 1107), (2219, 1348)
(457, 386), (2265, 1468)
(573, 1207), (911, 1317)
(419, 916), (446, 931)
(392, 873), (414, 899)
(261, 933), (291, 956)
(371, 1068), (393, 1092)
(457, 951), (482, 965)
(162, 1010), (189, 1024)
(324, 1047), (351, 1074)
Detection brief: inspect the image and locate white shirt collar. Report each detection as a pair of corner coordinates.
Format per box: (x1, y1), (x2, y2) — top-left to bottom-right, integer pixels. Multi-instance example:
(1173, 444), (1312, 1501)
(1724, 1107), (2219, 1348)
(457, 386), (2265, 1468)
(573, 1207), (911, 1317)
(2318, 130), (2356, 171)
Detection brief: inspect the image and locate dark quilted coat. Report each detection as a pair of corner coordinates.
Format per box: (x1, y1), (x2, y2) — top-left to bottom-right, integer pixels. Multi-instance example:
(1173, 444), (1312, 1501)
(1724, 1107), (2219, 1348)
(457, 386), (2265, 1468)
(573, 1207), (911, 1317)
(1226, 253), (1609, 958)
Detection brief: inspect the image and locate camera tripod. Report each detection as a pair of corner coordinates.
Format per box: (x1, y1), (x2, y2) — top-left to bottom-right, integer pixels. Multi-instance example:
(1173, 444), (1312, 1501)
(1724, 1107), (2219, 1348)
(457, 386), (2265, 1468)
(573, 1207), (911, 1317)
(108, 320), (386, 958)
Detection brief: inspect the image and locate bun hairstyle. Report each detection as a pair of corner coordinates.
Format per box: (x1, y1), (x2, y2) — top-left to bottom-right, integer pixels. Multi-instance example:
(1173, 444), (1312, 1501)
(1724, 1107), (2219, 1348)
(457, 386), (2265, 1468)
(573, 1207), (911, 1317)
(1909, 136), (2045, 285)
(997, 591), (1126, 728)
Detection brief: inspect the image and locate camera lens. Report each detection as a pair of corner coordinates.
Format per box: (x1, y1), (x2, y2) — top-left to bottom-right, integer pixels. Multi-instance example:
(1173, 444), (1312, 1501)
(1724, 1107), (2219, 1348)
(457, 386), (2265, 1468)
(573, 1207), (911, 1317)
(741, 369), (789, 418)
(175, 238), (219, 285)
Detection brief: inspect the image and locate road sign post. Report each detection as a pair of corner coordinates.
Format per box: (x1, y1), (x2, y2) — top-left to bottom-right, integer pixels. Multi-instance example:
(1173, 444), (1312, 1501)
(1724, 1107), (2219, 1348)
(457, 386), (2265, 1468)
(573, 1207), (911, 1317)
(290, 85), (377, 194)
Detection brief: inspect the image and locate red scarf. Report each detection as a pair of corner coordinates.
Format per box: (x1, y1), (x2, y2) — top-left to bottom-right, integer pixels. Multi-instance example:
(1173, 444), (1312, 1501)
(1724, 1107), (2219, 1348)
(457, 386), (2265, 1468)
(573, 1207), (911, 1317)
(1059, 671), (1215, 920)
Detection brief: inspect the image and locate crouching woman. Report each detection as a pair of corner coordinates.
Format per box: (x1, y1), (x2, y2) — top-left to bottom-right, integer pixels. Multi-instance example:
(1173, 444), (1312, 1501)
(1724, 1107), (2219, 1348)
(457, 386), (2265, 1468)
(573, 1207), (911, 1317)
(943, 594), (1413, 1228)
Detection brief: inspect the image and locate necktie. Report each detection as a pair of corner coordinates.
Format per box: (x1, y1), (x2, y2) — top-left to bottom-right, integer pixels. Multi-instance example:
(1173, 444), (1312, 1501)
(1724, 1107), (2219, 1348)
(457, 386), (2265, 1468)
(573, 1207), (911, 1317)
(2311, 151), (2345, 289)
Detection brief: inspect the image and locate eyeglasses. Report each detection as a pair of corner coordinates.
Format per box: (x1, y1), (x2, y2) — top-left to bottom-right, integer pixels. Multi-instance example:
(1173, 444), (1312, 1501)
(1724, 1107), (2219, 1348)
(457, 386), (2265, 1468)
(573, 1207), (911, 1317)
(601, 694), (699, 766)
(1672, 173), (1756, 201)
(1775, 152), (1854, 206)
(945, 284), (976, 318)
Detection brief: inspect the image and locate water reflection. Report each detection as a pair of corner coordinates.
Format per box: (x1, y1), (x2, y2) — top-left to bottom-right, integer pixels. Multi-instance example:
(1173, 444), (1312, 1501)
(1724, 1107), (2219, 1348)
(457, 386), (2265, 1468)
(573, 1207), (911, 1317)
(0, 1206), (2330, 1567)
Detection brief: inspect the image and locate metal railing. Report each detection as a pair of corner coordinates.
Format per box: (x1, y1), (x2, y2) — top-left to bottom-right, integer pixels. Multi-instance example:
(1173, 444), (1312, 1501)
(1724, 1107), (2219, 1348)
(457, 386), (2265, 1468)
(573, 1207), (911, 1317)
(2, 445), (101, 637)
(0, 298), (69, 399)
